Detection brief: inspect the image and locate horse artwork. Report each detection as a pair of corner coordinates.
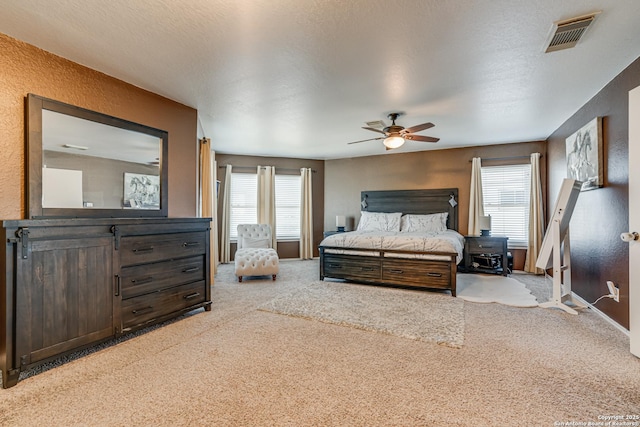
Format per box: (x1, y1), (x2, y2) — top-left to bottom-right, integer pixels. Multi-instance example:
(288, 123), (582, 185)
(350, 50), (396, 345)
(566, 117), (603, 191)
(123, 172), (161, 209)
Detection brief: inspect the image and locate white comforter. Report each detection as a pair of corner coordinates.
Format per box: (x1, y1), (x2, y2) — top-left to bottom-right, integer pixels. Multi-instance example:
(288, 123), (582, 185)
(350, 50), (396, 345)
(320, 229), (465, 264)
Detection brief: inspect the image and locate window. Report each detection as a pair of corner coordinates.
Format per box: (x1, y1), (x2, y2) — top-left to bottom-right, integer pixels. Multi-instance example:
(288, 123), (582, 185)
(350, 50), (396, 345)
(274, 174), (301, 239)
(481, 164), (531, 248)
(229, 172), (301, 240)
(229, 173), (257, 239)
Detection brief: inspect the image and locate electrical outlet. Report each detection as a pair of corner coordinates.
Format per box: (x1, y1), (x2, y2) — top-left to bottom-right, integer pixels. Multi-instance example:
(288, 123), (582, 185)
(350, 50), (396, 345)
(607, 281), (620, 302)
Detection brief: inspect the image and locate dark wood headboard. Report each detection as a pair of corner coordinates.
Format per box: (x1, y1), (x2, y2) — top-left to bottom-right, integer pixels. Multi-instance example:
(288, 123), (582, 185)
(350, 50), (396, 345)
(360, 188), (459, 231)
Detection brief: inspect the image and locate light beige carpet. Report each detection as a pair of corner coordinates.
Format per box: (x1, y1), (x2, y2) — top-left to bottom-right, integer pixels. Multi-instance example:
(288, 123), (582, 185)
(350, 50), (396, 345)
(457, 273), (539, 307)
(260, 280), (465, 347)
(1, 260), (638, 427)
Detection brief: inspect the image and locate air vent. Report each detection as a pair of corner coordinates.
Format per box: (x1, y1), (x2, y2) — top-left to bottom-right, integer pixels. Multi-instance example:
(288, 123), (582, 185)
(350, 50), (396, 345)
(365, 120), (385, 129)
(545, 12), (600, 53)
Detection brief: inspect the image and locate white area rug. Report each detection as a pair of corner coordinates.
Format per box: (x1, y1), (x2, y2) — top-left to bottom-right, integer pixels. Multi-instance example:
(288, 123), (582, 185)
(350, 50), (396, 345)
(457, 273), (539, 307)
(260, 281), (465, 348)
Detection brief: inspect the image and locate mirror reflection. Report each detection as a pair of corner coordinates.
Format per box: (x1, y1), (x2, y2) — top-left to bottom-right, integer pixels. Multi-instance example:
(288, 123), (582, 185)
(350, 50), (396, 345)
(42, 110), (162, 210)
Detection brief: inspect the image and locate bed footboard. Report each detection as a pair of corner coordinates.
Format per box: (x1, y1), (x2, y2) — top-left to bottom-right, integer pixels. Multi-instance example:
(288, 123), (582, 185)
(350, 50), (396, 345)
(319, 247), (457, 296)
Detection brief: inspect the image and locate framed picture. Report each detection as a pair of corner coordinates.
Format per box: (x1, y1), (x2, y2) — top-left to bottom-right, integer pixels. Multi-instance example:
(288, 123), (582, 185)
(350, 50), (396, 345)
(123, 172), (160, 209)
(566, 117), (603, 191)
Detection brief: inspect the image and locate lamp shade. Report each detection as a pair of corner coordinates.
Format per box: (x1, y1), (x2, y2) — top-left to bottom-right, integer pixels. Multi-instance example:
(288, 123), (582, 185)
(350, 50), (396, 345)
(383, 135), (405, 149)
(336, 215), (346, 228)
(479, 215), (492, 236)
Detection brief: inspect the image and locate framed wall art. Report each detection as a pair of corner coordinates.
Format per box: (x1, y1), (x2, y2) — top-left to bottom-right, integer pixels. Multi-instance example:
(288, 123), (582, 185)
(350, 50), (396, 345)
(566, 117), (603, 191)
(123, 172), (160, 209)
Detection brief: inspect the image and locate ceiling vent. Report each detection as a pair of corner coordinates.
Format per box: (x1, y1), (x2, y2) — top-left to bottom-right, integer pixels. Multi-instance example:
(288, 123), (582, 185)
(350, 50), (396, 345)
(545, 12), (600, 53)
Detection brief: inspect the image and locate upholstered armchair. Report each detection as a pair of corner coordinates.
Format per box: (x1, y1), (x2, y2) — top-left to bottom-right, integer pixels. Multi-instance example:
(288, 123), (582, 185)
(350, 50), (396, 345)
(234, 224), (279, 282)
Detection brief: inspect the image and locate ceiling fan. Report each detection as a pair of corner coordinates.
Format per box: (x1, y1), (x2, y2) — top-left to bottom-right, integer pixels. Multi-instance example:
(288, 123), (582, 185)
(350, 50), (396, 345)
(348, 112), (439, 150)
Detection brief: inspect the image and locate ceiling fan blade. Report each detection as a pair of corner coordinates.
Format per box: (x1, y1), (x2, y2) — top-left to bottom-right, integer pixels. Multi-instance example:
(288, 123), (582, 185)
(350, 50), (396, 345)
(361, 126), (387, 135)
(405, 134), (440, 143)
(402, 122), (435, 134)
(347, 136), (384, 145)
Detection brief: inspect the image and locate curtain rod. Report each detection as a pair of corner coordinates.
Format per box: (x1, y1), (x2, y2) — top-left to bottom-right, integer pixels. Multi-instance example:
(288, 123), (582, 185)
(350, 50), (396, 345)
(468, 155), (542, 162)
(218, 165), (316, 173)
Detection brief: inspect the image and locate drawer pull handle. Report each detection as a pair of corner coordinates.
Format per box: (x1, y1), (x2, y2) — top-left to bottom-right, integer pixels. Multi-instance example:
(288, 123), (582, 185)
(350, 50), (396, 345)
(131, 276), (153, 285)
(427, 272), (442, 277)
(362, 267), (374, 271)
(132, 247), (154, 253)
(183, 242), (200, 247)
(184, 292), (201, 300)
(182, 267), (200, 273)
(389, 269), (404, 274)
(132, 306), (153, 315)
(328, 264), (342, 269)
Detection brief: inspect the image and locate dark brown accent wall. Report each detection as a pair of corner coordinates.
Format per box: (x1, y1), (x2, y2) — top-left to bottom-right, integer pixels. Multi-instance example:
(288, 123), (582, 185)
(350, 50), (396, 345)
(547, 56), (640, 329)
(0, 33), (198, 219)
(215, 154), (325, 260)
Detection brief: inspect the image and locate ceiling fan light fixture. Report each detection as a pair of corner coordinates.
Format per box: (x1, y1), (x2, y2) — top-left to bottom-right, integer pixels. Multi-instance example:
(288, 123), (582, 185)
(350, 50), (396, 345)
(383, 135), (404, 149)
(349, 112), (437, 149)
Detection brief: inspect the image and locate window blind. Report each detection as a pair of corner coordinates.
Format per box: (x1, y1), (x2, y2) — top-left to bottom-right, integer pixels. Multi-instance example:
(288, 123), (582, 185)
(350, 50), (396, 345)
(275, 174), (301, 239)
(229, 172), (301, 240)
(229, 173), (257, 239)
(481, 164), (531, 248)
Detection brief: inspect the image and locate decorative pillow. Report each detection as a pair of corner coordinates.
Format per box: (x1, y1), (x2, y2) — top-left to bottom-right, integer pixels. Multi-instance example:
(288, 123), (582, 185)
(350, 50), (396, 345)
(242, 237), (271, 249)
(400, 212), (449, 233)
(356, 211), (402, 232)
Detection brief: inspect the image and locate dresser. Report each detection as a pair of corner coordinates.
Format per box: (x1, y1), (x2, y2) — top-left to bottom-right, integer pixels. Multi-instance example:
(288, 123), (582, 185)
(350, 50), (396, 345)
(462, 235), (509, 276)
(1, 217), (211, 388)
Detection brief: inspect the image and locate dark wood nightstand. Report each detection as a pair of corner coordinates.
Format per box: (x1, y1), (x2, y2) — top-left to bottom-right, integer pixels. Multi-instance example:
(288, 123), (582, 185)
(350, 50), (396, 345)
(461, 235), (509, 276)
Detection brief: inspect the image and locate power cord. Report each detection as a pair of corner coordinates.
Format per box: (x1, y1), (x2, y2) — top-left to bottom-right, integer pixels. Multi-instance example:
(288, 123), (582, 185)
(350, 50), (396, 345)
(544, 273), (616, 306)
(590, 294), (615, 305)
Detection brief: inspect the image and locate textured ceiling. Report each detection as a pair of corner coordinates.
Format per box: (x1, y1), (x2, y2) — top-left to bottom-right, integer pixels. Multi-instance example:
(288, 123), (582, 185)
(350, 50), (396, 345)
(2, 0), (640, 159)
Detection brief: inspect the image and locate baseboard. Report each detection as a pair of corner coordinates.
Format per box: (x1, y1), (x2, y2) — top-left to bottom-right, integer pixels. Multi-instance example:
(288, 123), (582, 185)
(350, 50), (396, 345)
(572, 292), (630, 337)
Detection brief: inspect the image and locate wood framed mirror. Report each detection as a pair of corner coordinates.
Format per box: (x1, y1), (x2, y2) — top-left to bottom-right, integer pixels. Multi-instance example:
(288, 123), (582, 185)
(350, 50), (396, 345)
(26, 94), (169, 218)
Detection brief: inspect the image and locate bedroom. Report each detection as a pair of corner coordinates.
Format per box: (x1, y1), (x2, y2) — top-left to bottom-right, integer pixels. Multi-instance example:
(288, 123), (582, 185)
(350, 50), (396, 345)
(1, 0), (640, 423)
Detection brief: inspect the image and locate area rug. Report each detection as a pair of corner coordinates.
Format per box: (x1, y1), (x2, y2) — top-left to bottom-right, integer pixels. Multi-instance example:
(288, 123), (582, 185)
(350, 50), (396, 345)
(259, 281), (464, 348)
(456, 273), (539, 307)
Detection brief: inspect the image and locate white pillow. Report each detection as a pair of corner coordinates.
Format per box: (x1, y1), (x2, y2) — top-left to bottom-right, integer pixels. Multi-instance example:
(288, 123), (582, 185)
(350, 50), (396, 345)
(400, 212), (448, 233)
(356, 211), (402, 232)
(242, 237), (271, 249)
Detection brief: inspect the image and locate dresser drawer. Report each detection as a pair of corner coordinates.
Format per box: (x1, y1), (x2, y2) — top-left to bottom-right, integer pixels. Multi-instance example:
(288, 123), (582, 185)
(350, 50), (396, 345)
(119, 231), (206, 266)
(120, 255), (205, 299)
(323, 254), (380, 280)
(466, 238), (504, 253)
(382, 258), (451, 289)
(121, 280), (206, 330)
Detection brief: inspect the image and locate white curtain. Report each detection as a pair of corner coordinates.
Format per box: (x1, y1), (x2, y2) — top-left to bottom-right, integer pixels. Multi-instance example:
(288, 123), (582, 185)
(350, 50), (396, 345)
(211, 155), (218, 274)
(300, 168), (313, 259)
(525, 153), (544, 274)
(468, 157), (485, 236)
(257, 165), (277, 249)
(220, 164), (232, 263)
(198, 138), (218, 277)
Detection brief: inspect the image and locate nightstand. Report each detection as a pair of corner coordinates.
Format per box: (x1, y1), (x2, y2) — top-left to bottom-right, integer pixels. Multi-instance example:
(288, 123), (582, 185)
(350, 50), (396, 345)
(461, 236), (509, 276)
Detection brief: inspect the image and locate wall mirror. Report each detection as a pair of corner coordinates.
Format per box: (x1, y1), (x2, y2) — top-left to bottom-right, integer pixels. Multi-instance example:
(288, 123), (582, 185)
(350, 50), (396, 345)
(26, 94), (168, 218)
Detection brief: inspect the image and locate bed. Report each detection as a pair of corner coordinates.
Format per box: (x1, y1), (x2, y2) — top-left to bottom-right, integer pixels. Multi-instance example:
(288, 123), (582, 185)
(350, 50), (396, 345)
(319, 188), (463, 296)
